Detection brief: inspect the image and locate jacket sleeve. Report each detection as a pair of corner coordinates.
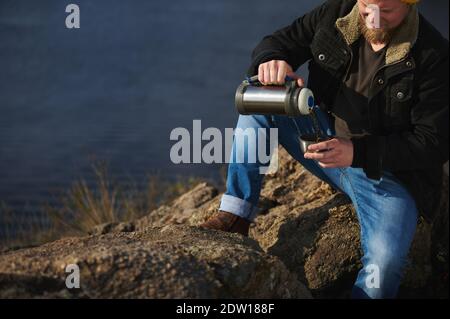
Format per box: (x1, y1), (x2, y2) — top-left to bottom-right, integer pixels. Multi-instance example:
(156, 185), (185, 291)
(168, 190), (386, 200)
(351, 49), (449, 179)
(246, 1), (330, 77)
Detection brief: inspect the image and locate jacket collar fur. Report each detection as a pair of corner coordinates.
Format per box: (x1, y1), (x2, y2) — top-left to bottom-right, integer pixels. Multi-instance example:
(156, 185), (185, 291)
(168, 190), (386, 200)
(335, 3), (419, 65)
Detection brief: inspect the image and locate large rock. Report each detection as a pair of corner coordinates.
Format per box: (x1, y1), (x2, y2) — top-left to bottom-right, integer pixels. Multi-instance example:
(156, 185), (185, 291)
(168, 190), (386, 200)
(0, 225), (311, 299)
(135, 182), (219, 229)
(1, 147), (447, 299)
(188, 147), (449, 298)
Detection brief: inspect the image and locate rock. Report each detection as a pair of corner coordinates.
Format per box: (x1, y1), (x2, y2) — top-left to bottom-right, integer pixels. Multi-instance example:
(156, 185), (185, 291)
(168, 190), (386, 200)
(0, 225), (311, 299)
(248, 192), (362, 298)
(89, 221), (135, 236)
(135, 182), (219, 229)
(1, 147), (447, 299)
(188, 147), (449, 298)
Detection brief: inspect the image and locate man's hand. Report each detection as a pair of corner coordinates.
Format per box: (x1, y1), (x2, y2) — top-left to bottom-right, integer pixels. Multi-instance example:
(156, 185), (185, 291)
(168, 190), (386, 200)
(258, 60), (304, 86)
(303, 137), (354, 168)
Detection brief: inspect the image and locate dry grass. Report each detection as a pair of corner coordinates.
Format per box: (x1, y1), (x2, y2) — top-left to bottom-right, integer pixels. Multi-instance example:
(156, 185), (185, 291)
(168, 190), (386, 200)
(0, 161), (204, 248)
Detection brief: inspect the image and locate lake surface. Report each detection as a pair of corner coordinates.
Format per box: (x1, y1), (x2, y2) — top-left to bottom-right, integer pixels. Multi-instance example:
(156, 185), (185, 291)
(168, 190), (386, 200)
(0, 0), (448, 236)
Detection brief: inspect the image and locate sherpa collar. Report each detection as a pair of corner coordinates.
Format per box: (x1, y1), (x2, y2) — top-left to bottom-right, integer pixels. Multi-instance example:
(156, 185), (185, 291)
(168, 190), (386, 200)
(335, 3), (419, 65)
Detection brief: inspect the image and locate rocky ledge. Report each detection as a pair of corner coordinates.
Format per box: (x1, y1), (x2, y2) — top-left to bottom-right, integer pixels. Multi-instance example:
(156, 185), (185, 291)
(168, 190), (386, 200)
(0, 148), (448, 298)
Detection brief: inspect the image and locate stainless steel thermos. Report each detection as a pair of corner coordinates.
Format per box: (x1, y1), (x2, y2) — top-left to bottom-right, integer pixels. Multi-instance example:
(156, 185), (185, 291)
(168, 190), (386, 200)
(235, 75), (315, 117)
(234, 75), (333, 153)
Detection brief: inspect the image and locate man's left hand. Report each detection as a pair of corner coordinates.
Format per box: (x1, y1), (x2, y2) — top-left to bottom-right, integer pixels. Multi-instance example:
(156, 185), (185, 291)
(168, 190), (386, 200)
(303, 137), (354, 168)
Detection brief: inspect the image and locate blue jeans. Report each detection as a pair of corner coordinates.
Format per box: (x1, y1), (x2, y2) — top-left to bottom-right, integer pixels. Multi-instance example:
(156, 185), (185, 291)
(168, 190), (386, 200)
(220, 108), (418, 299)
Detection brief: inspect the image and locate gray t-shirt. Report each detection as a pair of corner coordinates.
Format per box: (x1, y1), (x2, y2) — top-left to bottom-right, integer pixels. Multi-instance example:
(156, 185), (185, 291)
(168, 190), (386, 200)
(331, 36), (388, 139)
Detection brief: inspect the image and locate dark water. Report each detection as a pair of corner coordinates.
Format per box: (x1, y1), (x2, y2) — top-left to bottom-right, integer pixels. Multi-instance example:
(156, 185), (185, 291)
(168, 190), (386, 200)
(0, 0), (448, 230)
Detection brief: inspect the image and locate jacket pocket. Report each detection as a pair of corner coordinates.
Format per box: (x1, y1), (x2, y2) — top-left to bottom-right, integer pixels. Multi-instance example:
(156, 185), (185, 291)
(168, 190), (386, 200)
(387, 76), (414, 128)
(310, 28), (348, 77)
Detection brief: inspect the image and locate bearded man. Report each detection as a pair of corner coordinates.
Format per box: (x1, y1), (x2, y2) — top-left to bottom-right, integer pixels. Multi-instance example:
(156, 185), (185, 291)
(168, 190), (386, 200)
(200, 0), (449, 299)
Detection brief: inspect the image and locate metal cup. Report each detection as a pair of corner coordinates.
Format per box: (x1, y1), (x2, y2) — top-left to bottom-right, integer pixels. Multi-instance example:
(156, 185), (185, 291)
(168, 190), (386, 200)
(299, 134), (332, 154)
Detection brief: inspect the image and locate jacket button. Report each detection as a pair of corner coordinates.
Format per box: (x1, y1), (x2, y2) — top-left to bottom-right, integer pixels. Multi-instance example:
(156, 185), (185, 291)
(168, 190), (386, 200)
(377, 78), (384, 85)
(318, 54), (326, 61)
(397, 91), (405, 100)
(406, 61), (413, 68)
(342, 49), (347, 55)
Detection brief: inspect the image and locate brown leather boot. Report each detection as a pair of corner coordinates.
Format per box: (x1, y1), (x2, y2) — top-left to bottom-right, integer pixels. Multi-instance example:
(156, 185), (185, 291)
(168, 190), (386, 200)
(199, 210), (251, 236)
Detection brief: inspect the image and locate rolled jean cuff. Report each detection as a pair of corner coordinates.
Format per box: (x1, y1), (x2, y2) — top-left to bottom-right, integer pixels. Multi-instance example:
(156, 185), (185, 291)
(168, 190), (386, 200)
(219, 194), (259, 222)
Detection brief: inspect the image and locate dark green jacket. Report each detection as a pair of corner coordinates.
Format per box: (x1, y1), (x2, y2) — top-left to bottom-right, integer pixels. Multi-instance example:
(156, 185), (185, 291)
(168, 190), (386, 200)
(247, 0), (449, 222)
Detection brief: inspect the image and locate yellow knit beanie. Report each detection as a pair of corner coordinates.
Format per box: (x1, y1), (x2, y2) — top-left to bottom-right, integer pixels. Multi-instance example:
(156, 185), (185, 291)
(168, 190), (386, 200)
(401, 0), (420, 4)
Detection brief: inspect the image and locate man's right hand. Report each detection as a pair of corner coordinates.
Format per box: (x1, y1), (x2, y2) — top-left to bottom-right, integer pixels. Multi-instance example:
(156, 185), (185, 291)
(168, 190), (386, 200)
(258, 60), (305, 87)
